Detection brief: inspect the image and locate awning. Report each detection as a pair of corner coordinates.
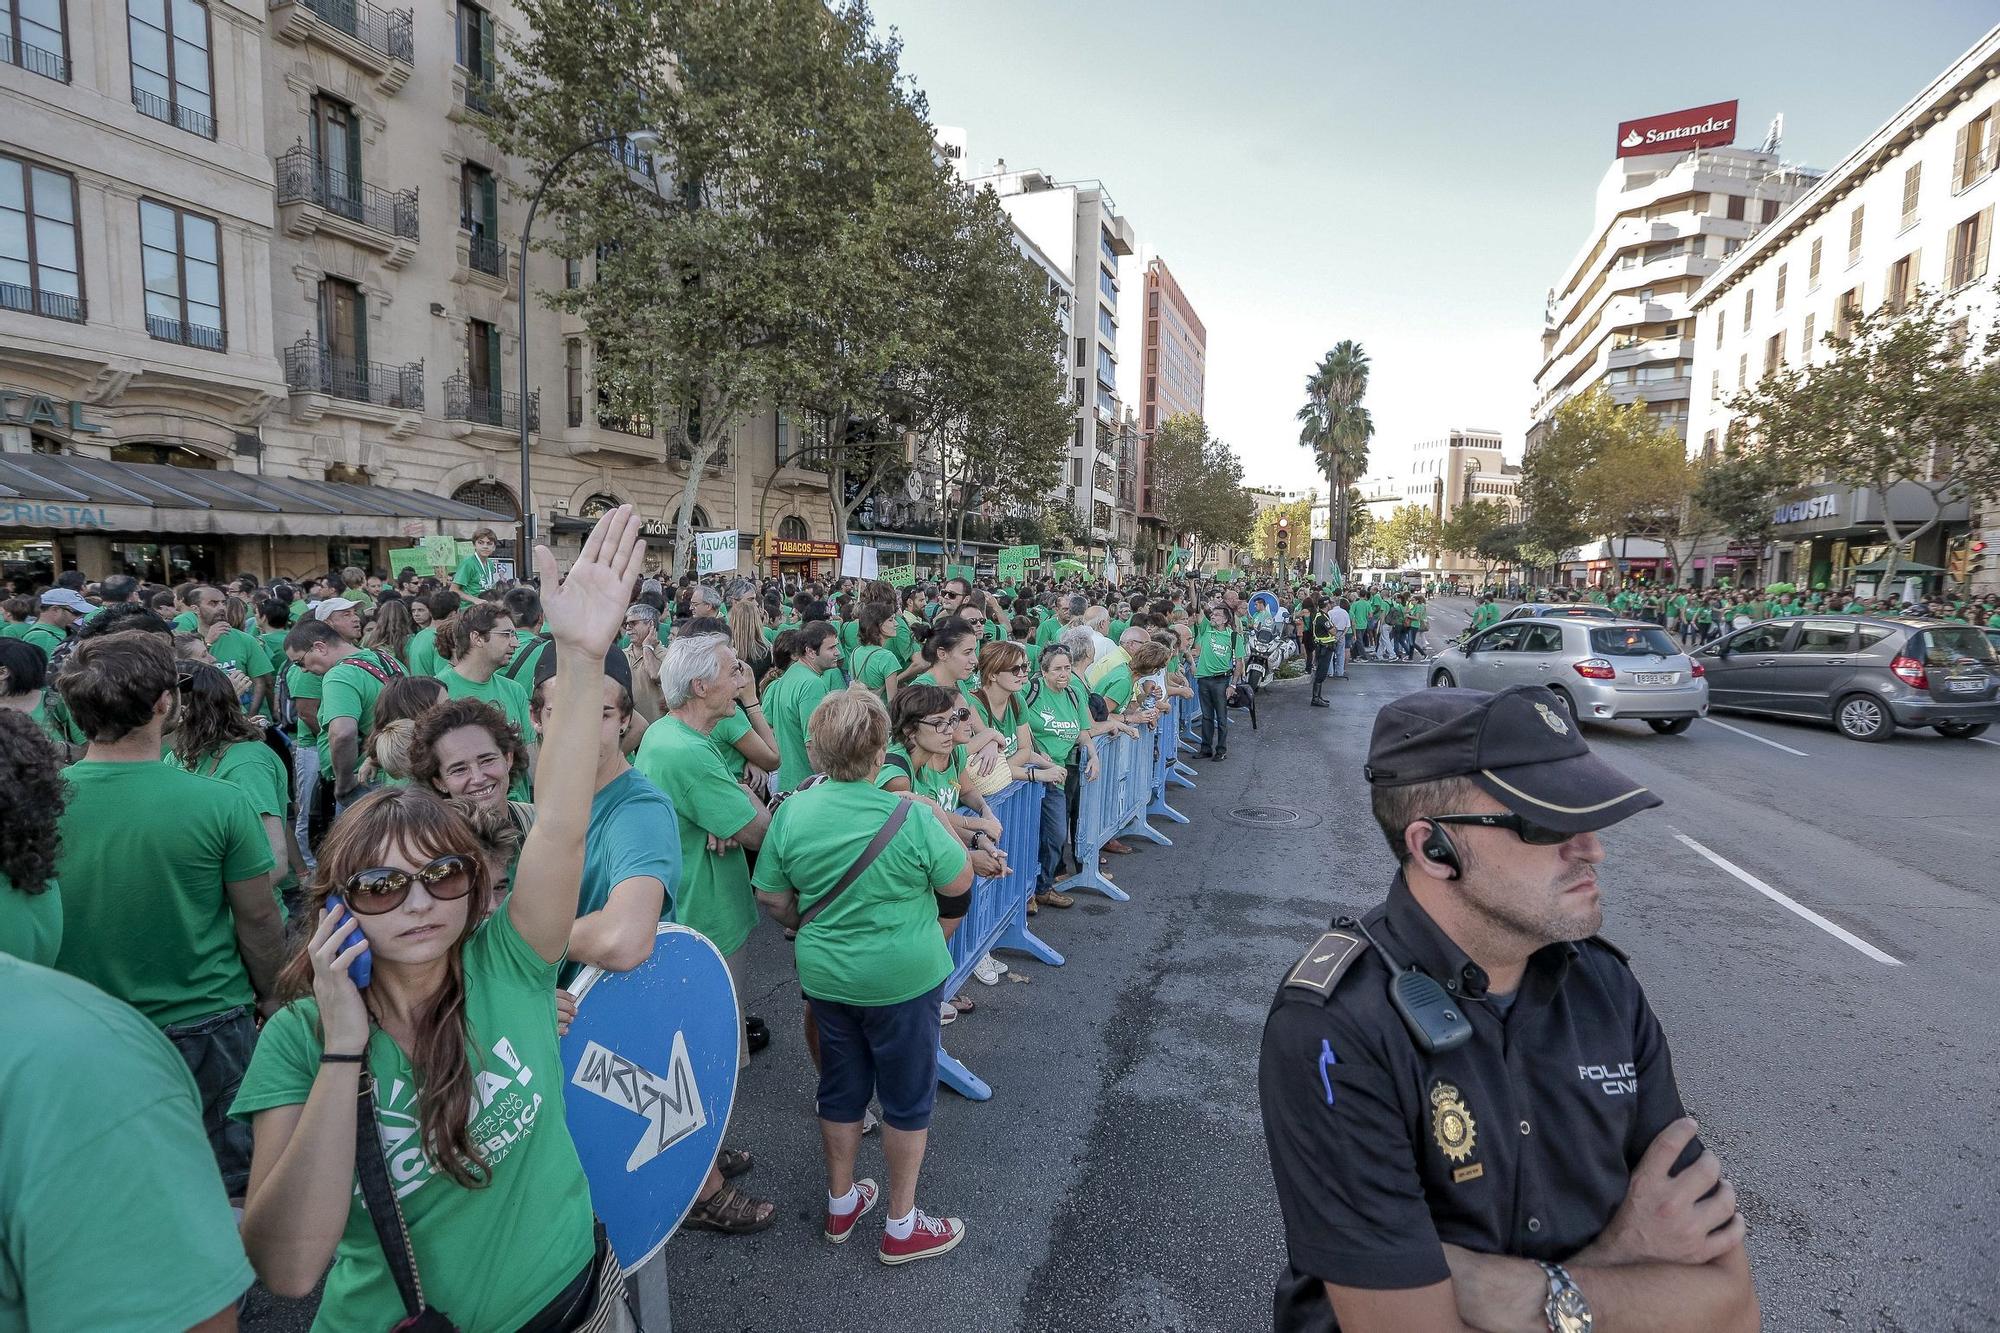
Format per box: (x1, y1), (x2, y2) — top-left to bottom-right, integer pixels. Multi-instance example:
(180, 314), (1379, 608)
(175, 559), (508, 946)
(1850, 558), (1945, 575)
(0, 453), (514, 539)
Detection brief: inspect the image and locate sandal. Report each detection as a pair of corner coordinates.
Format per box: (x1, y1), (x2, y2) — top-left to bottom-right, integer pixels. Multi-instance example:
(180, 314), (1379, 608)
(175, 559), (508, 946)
(1037, 889), (1075, 909)
(716, 1147), (754, 1179)
(684, 1183), (777, 1234)
(949, 993), (976, 1013)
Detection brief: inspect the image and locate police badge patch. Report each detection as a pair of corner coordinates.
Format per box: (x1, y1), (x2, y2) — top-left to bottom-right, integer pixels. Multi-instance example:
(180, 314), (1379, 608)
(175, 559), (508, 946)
(1430, 1082), (1477, 1163)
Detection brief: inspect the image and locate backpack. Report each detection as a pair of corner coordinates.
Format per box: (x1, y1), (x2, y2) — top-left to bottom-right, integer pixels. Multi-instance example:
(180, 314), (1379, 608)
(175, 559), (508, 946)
(342, 650), (406, 686)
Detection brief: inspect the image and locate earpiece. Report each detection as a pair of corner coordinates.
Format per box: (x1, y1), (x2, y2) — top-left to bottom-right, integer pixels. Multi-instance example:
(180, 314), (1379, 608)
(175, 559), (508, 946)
(1420, 821), (1463, 881)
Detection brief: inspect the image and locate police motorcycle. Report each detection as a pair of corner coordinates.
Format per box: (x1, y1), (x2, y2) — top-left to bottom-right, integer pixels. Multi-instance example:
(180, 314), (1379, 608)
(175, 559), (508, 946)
(1233, 590), (1297, 729)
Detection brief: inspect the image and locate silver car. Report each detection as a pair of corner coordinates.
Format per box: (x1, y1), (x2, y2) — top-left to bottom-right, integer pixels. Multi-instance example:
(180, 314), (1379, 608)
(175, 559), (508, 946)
(1428, 618), (1708, 733)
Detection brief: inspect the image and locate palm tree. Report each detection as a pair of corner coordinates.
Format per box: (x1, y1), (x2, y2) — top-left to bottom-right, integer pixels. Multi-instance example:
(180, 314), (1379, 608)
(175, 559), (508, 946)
(1297, 340), (1373, 572)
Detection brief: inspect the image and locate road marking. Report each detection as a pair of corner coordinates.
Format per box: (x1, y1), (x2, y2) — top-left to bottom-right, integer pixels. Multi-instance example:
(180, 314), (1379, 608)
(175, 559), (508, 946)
(1701, 717), (1808, 756)
(1671, 831), (1902, 967)
(1972, 735), (2000, 748)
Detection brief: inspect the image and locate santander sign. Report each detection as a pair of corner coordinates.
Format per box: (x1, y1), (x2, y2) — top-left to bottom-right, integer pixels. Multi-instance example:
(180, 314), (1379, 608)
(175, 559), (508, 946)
(1615, 100), (1739, 159)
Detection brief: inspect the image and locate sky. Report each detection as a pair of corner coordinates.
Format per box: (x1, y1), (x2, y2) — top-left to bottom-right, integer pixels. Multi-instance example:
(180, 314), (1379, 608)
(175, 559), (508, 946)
(868, 0), (1998, 492)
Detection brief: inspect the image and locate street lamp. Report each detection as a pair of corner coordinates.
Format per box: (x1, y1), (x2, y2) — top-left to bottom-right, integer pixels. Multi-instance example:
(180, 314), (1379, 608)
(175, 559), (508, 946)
(515, 127), (661, 554)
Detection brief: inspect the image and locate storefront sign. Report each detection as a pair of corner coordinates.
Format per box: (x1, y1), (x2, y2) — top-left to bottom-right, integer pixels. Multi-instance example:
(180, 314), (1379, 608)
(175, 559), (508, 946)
(1616, 100), (1738, 158)
(0, 500), (114, 528)
(1774, 494), (1839, 525)
(0, 389), (105, 434)
(770, 539), (838, 560)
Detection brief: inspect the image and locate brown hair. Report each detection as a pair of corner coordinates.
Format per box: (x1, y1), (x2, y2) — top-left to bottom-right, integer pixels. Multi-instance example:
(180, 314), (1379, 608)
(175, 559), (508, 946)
(889, 683), (960, 750)
(57, 631), (175, 743)
(280, 788), (494, 1186)
(408, 696), (531, 793)
(435, 602), (510, 664)
(806, 684), (890, 782)
(363, 598), (417, 665)
(1129, 641), (1171, 674)
(976, 639), (1028, 685)
(368, 676), (449, 781)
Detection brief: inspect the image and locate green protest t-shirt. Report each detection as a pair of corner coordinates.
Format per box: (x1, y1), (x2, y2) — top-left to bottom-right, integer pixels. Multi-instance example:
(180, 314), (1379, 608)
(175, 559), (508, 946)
(876, 742), (966, 812)
(891, 614), (919, 666)
(763, 662), (830, 793)
(172, 611), (198, 634)
(257, 627), (290, 666)
(1192, 624), (1241, 677)
(404, 625), (444, 677)
(205, 625), (273, 681)
(0, 872), (62, 967)
(710, 705), (752, 780)
(17, 622), (65, 657)
(286, 662), (323, 746)
(1096, 661), (1136, 711)
(320, 649), (404, 779)
(439, 667), (537, 799)
(1034, 616), (1064, 650)
(849, 643), (900, 702)
(753, 782), (965, 1007)
(632, 715), (758, 955)
(1025, 678), (1090, 765)
(179, 739), (289, 822)
(968, 686), (1024, 758)
(2, 956), (254, 1332)
(453, 551), (497, 596)
(53, 760), (274, 1027)
(0, 621), (28, 639)
(231, 905), (594, 1333)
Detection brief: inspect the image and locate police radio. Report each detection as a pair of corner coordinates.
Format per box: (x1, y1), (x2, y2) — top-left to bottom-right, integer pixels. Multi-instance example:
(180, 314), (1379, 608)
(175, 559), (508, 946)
(1337, 916), (1474, 1056)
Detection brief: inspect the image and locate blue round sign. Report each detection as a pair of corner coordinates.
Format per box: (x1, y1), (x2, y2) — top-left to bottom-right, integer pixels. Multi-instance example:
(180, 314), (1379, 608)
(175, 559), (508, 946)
(561, 923), (740, 1273)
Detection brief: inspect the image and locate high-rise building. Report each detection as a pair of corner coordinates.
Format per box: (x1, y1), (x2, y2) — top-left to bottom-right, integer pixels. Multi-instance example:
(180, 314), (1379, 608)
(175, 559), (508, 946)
(1131, 255), (1205, 563)
(1688, 25), (2000, 594)
(1400, 429), (1521, 580)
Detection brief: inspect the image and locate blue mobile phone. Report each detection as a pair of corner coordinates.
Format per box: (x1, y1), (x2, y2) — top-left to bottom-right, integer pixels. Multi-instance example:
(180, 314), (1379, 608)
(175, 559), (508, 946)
(326, 896), (373, 989)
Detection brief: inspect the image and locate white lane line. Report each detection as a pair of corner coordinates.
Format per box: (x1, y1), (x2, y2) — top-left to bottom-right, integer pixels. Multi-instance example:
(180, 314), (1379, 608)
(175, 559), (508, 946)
(1701, 717), (1808, 756)
(1671, 831), (1902, 967)
(1972, 735), (2000, 748)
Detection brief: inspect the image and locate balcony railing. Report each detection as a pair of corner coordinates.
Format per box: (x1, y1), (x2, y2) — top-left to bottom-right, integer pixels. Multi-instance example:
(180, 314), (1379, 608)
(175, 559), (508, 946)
(1, 33), (70, 82)
(465, 233), (505, 276)
(444, 374), (536, 430)
(146, 313), (227, 352)
(671, 440), (730, 470)
(285, 337), (424, 409)
(0, 281), (85, 323)
(275, 145), (419, 240)
(461, 77), (492, 114)
(298, 0), (414, 62)
(133, 86), (216, 140)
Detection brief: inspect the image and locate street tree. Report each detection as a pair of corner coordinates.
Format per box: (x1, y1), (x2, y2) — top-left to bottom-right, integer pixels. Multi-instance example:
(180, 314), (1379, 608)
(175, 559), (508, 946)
(492, 0), (947, 574)
(1473, 521), (1528, 585)
(1729, 284), (2000, 591)
(1297, 341), (1373, 571)
(1662, 444), (1791, 588)
(1374, 504), (1441, 572)
(1150, 413), (1256, 567)
(1440, 498), (1509, 569)
(1520, 387), (1691, 577)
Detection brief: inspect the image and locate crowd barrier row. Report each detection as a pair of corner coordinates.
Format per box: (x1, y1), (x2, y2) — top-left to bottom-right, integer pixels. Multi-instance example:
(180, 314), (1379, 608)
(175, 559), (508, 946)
(937, 694), (1199, 1100)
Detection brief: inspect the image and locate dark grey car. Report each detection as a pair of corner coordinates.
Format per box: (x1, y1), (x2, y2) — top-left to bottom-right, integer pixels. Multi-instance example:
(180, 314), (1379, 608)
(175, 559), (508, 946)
(1695, 616), (2000, 741)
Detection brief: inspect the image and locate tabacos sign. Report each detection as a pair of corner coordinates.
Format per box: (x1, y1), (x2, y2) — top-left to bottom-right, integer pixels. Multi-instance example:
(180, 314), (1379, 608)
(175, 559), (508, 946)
(1616, 100), (1739, 159)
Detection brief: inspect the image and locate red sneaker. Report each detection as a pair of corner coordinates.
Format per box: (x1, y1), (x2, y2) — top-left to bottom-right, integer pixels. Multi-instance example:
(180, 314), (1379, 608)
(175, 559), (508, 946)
(878, 1210), (965, 1266)
(823, 1178), (879, 1244)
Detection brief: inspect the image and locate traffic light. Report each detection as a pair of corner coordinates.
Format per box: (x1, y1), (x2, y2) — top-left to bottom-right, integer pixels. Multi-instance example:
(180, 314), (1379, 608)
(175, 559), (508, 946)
(1958, 537), (1988, 583)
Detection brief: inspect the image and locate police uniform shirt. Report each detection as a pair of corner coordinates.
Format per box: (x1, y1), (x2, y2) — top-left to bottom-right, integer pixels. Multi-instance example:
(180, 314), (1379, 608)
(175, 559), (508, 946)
(1258, 874), (1697, 1333)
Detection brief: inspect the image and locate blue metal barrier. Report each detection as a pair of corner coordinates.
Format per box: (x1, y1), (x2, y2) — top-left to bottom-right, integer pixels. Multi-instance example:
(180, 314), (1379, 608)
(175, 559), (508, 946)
(935, 778), (1064, 1101)
(1148, 706), (1189, 827)
(1164, 696), (1195, 790)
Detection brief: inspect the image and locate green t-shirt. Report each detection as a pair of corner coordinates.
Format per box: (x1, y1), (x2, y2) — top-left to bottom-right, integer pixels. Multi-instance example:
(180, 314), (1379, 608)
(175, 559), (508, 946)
(753, 782), (965, 1006)
(763, 662), (830, 793)
(288, 598), (309, 625)
(439, 668), (537, 799)
(1109, 617), (1130, 642)
(1192, 624), (1242, 677)
(709, 705), (752, 781)
(631, 716), (758, 955)
(1471, 604), (1500, 630)
(53, 760), (274, 1027)
(968, 686), (1024, 757)
(891, 614), (920, 666)
(454, 552), (497, 595)
(404, 625), (444, 678)
(1025, 677), (1090, 765)
(1034, 616), (1064, 650)
(320, 649), (404, 780)
(204, 625), (273, 681)
(231, 905), (593, 1333)
(850, 643), (900, 702)
(2, 956), (254, 1331)
(504, 633), (552, 688)
(876, 742), (965, 812)
(17, 622), (65, 658)
(0, 871), (62, 967)
(1350, 598), (1373, 630)
(172, 611), (198, 634)
(0, 621), (28, 639)
(286, 662), (323, 746)
(257, 627), (290, 665)
(1096, 661), (1135, 710)
(180, 739), (289, 822)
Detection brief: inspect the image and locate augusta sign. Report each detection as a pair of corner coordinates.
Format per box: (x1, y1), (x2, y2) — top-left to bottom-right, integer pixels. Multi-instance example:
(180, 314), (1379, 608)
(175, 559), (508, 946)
(1616, 100), (1738, 159)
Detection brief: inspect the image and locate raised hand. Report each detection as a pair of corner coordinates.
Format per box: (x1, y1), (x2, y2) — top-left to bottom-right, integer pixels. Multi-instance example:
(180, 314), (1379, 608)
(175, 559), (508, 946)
(535, 504), (646, 658)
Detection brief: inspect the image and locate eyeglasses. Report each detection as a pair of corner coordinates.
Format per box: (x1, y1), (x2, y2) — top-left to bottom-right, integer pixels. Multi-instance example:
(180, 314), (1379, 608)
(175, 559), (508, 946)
(1425, 812), (1574, 846)
(341, 854), (476, 914)
(921, 708), (972, 731)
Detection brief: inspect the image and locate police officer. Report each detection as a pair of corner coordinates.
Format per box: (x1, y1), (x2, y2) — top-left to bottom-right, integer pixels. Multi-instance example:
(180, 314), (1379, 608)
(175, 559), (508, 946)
(1258, 685), (1756, 1333)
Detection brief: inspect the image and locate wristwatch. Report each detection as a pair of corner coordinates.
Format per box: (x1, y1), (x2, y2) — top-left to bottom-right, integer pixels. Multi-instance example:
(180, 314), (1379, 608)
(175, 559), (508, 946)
(1537, 1262), (1591, 1333)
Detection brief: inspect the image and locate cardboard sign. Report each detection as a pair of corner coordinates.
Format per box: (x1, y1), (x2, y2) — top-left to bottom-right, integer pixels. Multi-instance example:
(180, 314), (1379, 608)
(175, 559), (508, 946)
(841, 544), (878, 579)
(694, 530), (738, 575)
(946, 563), (976, 583)
(422, 533), (461, 570)
(881, 563), (916, 588)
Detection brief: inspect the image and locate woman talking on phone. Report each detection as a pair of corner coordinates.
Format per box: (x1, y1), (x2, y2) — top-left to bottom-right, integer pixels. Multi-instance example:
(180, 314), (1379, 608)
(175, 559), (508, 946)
(231, 507), (646, 1332)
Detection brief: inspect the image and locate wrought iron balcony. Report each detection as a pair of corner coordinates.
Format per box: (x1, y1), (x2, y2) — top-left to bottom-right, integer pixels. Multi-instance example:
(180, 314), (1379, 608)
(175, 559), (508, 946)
(444, 375), (537, 431)
(1, 33), (70, 82)
(671, 439), (730, 470)
(462, 77), (492, 115)
(0, 281), (85, 324)
(285, 337), (424, 409)
(275, 145), (419, 241)
(297, 0), (414, 62)
(133, 86), (215, 140)
(146, 313), (227, 352)
(465, 233), (506, 276)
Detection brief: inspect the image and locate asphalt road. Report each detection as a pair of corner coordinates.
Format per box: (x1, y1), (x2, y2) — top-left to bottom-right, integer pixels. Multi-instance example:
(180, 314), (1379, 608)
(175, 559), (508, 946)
(248, 595), (2000, 1331)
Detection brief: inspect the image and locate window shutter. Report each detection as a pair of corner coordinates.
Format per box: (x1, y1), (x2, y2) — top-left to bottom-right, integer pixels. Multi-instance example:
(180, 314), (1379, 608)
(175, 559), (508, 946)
(1976, 207), (1993, 282)
(480, 169), (497, 233)
(1953, 123), (1971, 190)
(1906, 249), (1920, 304)
(1946, 219), (1963, 286)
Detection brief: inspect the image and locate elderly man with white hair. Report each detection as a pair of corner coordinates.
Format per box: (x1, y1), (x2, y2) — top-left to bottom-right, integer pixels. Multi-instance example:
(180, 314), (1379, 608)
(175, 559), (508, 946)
(631, 632), (779, 1234)
(688, 583), (726, 620)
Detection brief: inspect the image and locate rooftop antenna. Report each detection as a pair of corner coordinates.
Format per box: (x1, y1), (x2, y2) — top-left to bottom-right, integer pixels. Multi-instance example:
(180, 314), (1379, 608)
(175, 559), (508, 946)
(1759, 113), (1784, 156)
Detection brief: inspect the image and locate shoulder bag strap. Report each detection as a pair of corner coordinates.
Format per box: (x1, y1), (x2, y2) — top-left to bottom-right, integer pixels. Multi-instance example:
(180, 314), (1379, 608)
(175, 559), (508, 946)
(797, 799), (914, 930)
(352, 1072), (434, 1323)
(502, 633), (551, 682)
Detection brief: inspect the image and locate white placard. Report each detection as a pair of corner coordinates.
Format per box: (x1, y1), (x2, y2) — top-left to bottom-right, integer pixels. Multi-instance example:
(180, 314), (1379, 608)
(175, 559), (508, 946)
(841, 543), (878, 579)
(695, 529), (738, 575)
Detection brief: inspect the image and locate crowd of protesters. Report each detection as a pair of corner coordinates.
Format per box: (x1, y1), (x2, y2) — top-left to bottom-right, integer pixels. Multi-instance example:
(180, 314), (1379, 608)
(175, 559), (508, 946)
(1459, 580), (2000, 646)
(0, 520), (1320, 1327)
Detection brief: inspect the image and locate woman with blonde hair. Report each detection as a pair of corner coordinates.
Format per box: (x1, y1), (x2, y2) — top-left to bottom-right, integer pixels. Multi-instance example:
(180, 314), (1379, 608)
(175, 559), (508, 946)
(232, 507), (644, 1332)
(360, 674), (447, 787)
(730, 596), (773, 682)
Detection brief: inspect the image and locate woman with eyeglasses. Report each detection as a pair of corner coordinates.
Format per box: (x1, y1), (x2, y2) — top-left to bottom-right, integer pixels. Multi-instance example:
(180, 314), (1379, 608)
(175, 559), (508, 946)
(233, 506), (646, 1332)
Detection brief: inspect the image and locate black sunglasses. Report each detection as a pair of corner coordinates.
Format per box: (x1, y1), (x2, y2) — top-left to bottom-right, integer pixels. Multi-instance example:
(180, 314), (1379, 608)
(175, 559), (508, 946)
(1425, 812), (1574, 846)
(342, 854), (476, 914)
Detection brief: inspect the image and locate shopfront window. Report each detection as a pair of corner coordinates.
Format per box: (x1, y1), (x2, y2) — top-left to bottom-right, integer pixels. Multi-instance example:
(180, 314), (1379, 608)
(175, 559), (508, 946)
(1, 537), (56, 585)
(328, 542), (372, 573)
(106, 539), (221, 583)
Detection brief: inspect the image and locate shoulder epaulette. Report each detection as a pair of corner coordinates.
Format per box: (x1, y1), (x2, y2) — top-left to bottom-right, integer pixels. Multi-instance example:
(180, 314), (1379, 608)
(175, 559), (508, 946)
(1283, 928), (1370, 998)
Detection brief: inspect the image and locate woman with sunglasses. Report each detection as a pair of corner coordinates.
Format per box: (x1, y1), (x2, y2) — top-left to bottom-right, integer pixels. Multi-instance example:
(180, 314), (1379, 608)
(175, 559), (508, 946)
(233, 506), (646, 1332)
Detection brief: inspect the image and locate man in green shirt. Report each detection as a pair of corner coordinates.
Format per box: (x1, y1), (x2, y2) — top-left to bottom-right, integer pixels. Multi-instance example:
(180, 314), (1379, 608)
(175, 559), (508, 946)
(51, 631), (280, 1198)
(188, 583), (275, 713)
(1470, 595), (1502, 633)
(764, 619), (840, 793)
(20, 587), (89, 657)
(285, 618), (405, 811)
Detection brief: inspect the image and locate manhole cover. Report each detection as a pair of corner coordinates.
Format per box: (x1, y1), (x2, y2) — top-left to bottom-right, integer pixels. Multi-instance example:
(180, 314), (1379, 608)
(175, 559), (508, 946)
(1230, 806), (1301, 825)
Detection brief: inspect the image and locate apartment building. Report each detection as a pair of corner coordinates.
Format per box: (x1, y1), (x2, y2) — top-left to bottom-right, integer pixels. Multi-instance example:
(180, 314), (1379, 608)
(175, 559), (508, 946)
(1127, 252), (1205, 563)
(1, 0), (834, 585)
(1688, 24), (2000, 594)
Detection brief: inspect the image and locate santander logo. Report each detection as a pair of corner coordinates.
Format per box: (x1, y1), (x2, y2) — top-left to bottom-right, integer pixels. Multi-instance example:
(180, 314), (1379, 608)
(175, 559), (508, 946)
(1620, 130), (1645, 149)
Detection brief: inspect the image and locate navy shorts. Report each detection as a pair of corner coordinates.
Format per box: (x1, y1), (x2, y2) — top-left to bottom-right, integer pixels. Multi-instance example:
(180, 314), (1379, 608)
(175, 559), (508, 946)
(808, 983), (945, 1131)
